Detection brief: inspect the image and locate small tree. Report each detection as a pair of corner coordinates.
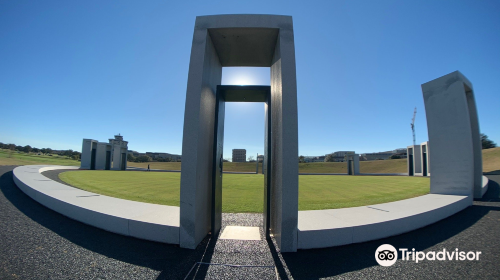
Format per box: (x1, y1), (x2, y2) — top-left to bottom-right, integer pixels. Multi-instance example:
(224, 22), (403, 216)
(390, 154), (401, 159)
(136, 155), (152, 162)
(248, 156), (255, 162)
(299, 155), (305, 163)
(324, 153), (335, 162)
(128, 154), (136, 162)
(481, 133), (497, 149)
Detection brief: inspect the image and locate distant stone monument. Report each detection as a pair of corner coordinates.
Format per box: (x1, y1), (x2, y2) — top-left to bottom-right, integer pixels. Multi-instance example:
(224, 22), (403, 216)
(179, 14), (299, 252)
(81, 135), (128, 171)
(420, 141), (430, 176)
(407, 144), (422, 176)
(345, 153), (360, 175)
(421, 71), (482, 199)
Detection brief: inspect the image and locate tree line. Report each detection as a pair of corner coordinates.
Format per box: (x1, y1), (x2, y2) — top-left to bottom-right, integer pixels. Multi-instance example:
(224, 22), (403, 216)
(0, 142), (81, 160)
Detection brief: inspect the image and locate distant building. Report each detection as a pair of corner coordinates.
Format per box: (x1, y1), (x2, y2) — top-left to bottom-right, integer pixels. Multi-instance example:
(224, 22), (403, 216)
(303, 156), (325, 163)
(330, 151), (355, 162)
(360, 151), (395, 161)
(232, 149), (246, 162)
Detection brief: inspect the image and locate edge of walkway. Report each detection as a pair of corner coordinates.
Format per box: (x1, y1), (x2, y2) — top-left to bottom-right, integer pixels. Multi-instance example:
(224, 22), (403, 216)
(13, 165), (180, 244)
(297, 175), (488, 249)
(12, 165), (489, 250)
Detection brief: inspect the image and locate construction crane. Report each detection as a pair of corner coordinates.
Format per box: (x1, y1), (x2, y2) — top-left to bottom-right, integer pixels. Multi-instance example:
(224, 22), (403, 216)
(411, 107), (417, 146)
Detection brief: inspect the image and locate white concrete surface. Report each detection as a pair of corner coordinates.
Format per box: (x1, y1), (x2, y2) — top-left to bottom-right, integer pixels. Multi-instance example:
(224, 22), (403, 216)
(13, 165), (180, 244)
(481, 175), (489, 197)
(297, 194), (471, 249)
(80, 139), (96, 169)
(94, 142), (109, 170)
(220, 226), (261, 240)
(422, 71), (482, 198)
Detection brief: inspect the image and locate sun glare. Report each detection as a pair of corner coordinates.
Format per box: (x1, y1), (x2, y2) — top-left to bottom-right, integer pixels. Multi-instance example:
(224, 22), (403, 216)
(222, 67), (270, 86)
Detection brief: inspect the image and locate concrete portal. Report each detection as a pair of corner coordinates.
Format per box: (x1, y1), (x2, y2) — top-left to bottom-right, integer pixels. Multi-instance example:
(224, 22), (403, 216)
(421, 141), (430, 176)
(180, 15), (299, 252)
(422, 71), (482, 199)
(81, 139), (97, 170)
(211, 85), (272, 239)
(80, 135), (128, 171)
(407, 145), (422, 176)
(346, 154), (360, 175)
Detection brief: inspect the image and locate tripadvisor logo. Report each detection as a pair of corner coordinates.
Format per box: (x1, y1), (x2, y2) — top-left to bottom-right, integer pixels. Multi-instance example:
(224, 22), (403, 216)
(375, 244), (482, 266)
(375, 244), (398, 266)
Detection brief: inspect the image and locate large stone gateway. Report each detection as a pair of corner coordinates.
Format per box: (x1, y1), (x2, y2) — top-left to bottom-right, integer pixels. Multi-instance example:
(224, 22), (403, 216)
(421, 71), (483, 199)
(179, 15), (299, 252)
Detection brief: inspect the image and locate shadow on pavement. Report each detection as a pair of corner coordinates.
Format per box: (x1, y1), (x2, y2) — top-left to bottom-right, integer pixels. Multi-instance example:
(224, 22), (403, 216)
(0, 167), (215, 280)
(274, 203), (497, 279)
(478, 174), (500, 201)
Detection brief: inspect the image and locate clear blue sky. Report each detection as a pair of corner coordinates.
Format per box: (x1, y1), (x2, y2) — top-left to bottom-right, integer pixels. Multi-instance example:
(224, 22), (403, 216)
(1, 1), (499, 160)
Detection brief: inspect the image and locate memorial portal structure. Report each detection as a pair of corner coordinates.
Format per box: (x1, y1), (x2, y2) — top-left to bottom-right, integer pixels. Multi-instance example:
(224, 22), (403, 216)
(176, 13), (483, 253)
(422, 71), (483, 199)
(81, 135), (128, 171)
(179, 14), (299, 252)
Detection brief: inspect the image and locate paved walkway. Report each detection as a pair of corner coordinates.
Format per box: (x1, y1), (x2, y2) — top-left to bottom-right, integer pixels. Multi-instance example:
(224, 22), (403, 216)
(1, 166), (499, 279)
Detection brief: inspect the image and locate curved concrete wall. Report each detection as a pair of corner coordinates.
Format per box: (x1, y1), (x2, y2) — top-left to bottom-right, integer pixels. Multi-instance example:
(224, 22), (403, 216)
(13, 165), (180, 244)
(422, 71), (483, 198)
(482, 175), (489, 197)
(298, 194), (471, 249)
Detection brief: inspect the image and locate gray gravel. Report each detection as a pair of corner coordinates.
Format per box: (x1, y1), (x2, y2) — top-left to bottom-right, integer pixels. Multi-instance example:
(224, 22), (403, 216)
(1, 166), (499, 279)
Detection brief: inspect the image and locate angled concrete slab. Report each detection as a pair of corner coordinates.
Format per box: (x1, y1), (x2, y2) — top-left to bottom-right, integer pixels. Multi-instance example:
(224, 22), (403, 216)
(220, 226), (261, 240)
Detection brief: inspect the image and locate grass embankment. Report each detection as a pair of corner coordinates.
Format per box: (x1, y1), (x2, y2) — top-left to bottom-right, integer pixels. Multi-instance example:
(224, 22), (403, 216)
(127, 161), (262, 172)
(128, 148), (500, 174)
(0, 149), (80, 166)
(482, 147), (500, 174)
(128, 160), (408, 173)
(59, 171), (430, 213)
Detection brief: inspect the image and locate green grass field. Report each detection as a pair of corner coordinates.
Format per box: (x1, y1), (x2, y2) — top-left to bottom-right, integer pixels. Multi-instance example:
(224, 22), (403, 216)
(0, 149), (80, 166)
(59, 171), (430, 213)
(128, 160), (409, 173)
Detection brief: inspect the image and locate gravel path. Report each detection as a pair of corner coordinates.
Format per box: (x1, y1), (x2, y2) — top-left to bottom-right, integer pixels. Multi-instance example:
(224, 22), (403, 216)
(1, 166), (499, 279)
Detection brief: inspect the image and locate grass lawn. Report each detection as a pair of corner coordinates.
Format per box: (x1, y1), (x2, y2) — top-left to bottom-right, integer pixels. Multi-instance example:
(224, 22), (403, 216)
(59, 171), (430, 213)
(0, 149), (80, 166)
(482, 147), (500, 173)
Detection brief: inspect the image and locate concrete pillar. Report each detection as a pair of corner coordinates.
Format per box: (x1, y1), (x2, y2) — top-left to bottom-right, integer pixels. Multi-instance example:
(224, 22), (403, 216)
(346, 154), (360, 175)
(94, 142), (109, 170)
(407, 145), (422, 176)
(353, 154), (360, 175)
(421, 71), (482, 199)
(110, 143), (122, 171)
(420, 141), (430, 176)
(80, 139), (97, 169)
(179, 15), (298, 252)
